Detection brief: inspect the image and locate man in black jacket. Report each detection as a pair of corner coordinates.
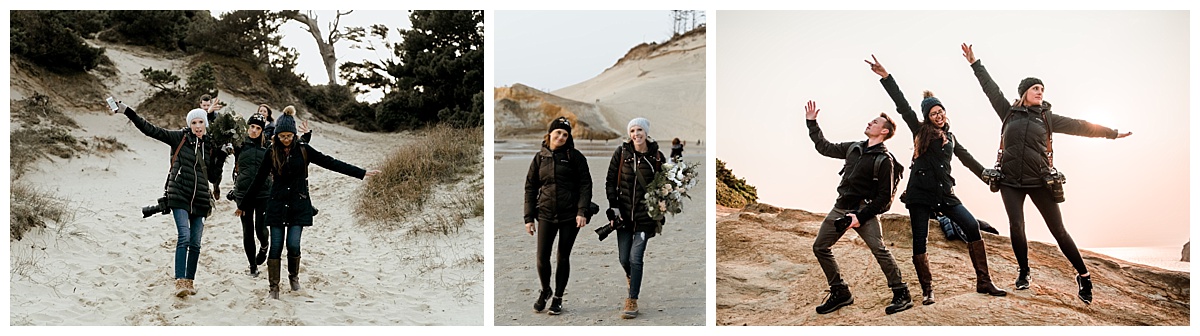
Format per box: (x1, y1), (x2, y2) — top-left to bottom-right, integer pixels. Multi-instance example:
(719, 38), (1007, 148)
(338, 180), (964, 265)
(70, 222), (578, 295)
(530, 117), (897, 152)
(804, 100), (913, 315)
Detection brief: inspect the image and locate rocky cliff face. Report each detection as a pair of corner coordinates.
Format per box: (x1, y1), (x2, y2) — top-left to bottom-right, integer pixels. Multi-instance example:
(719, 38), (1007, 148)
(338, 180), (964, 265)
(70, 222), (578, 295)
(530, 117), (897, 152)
(716, 204), (1190, 326)
(1184, 241), (1191, 262)
(494, 83), (620, 140)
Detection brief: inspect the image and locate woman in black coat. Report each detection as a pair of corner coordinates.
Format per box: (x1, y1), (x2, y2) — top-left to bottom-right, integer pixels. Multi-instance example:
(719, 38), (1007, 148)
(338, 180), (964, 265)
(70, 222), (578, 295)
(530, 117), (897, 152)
(116, 103), (226, 298)
(962, 44), (1132, 304)
(523, 117), (592, 315)
(866, 55), (1007, 306)
(235, 106), (379, 300)
(605, 117), (667, 320)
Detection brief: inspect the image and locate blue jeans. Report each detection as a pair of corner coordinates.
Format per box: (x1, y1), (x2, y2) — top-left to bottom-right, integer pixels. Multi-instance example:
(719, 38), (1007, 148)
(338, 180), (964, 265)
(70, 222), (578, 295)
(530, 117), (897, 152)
(908, 203), (983, 255)
(170, 208), (204, 279)
(616, 229), (650, 299)
(269, 225), (303, 259)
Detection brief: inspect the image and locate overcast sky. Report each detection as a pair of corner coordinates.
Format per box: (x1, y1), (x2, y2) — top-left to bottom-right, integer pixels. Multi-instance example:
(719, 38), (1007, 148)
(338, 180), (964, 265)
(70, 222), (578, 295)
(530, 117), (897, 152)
(495, 10), (704, 91)
(717, 11), (1189, 249)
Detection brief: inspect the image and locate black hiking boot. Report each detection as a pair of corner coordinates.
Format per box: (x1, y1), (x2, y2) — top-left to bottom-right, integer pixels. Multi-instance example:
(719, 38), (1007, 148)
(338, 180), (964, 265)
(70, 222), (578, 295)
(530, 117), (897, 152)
(1076, 274), (1093, 305)
(884, 287), (913, 315)
(815, 284), (854, 314)
(1015, 268), (1031, 290)
(533, 289), (552, 312)
(548, 296), (563, 315)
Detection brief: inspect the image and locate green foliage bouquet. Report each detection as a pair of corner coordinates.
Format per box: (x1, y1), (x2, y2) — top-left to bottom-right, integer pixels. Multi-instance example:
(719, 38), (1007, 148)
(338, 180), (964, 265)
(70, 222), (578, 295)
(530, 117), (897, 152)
(209, 108), (247, 149)
(644, 159), (700, 221)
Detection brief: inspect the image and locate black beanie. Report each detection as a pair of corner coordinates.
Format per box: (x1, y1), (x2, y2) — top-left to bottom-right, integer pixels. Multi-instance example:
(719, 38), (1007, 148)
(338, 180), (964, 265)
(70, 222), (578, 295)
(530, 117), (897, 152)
(548, 116), (572, 135)
(1018, 77), (1044, 98)
(247, 114), (267, 129)
(920, 91), (943, 121)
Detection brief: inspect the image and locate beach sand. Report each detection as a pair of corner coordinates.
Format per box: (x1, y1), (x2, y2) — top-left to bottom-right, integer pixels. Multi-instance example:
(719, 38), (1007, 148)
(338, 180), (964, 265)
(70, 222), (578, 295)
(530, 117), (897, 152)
(9, 41), (483, 325)
(492, 143), (706, 326)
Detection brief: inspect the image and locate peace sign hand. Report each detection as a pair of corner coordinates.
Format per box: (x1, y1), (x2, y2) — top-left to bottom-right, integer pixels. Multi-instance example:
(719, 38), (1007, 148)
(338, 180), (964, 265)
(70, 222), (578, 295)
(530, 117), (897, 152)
(864, 54), (889, 78)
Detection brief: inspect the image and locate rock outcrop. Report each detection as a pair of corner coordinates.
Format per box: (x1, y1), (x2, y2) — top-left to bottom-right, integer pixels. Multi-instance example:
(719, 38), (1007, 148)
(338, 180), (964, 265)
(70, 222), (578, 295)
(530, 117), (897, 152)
(494, 83), (620, 140)
(1183, 241), (1190, 262)
(717, 204), (1190, 326)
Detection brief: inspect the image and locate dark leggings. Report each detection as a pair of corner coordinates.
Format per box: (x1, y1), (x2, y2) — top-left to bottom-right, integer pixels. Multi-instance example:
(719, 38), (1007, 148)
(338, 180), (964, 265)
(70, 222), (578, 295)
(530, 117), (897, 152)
(908, 203), (983, 255)
(1000, 185), (1088, 275)
(536, 219), (580, 296)
(240, 201), (269, 266)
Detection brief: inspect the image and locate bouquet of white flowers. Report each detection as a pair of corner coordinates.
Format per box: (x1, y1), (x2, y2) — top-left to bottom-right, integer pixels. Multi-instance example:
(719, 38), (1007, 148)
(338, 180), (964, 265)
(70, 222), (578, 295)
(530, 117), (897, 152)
(643, 158), (700, 221)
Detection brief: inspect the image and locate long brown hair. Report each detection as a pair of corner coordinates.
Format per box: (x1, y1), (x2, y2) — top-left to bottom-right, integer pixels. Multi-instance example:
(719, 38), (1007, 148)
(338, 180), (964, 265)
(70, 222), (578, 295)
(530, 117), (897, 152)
(269, 106), (298, 176)
(913, 91), (946, 158)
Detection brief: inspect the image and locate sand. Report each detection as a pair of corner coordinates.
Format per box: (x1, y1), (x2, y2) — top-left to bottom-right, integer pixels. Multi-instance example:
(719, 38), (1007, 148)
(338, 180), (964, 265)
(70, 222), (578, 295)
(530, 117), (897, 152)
(9, 40), (482, 326)
(492, 141), (706, 326)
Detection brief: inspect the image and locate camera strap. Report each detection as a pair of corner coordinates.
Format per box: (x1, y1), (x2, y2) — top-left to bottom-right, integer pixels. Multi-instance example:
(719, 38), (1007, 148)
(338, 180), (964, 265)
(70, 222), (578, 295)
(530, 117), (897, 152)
(993, 113), (1012, 170)
(1041, 109), (1056, 172)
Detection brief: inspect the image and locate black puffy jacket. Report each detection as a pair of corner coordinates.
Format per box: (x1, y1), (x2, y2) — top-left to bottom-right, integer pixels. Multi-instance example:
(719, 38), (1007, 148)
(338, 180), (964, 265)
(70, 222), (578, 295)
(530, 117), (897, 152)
(880, 74), (987, 208)
(237, 142), (365, 227)
(970, 60), (1119, 188)
(605, 140), (667, 235)
(523, 141), (592, 224)
(807, 120), (896, 222)
(232, 136), (270, 203)
(124, 108), (226, 217)
(232, 132), (313, 203)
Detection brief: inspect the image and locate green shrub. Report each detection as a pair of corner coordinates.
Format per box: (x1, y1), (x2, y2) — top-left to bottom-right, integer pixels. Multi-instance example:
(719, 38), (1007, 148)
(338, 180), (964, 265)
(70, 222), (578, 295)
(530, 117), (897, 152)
(716, 158), (758, 208)
(10, 11), (106, 74)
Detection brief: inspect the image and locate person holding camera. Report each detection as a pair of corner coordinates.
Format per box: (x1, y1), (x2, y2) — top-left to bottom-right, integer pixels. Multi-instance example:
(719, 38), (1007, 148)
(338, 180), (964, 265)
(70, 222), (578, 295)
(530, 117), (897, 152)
(865, 55), (1008, 306)
(523, 116), (592, 315)
(604, 117), (667, 319)
(115, 102), (227, 298)
(234, 106), (379, 300)
(804, 100), (913, 315)
(962, 44), (1132, 304)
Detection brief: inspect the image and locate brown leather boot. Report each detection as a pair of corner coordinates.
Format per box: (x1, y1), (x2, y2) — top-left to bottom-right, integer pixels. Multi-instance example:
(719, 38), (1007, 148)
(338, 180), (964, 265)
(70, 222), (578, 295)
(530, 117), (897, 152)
(174, 279), (189, 298)
(267, 259), (281, 300)
(185, 279), (197, 296)
(621, 298), (639, 319)
(287, 256), (301, 291)
(967, 240), (1008, 296)
(912, 254), (935, 305)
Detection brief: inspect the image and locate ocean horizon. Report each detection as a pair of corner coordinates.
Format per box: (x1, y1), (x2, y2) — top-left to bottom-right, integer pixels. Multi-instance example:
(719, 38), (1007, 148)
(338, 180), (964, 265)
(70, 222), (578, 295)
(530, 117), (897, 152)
(1087, 245), (1190, 273)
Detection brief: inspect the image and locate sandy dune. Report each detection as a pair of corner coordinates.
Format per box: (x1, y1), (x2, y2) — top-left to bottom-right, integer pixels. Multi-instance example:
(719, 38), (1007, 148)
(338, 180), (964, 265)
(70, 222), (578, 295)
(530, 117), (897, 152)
(492, 141), (706, 326)
(9, 41), (482, 326)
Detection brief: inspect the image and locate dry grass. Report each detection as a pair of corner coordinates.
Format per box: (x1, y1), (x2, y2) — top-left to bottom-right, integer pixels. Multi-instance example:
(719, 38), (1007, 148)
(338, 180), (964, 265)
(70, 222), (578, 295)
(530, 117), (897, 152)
(9, 93), (128, 179)
(10, 182), (73, 241)
(356, 126), (483, 234)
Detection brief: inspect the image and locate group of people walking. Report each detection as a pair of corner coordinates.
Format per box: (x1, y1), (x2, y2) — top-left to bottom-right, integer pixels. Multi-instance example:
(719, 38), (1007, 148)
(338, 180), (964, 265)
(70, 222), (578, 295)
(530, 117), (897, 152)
(806, 44), (1130, 315)
(523, 116), (674, 319)
(115, 95), (379, 299)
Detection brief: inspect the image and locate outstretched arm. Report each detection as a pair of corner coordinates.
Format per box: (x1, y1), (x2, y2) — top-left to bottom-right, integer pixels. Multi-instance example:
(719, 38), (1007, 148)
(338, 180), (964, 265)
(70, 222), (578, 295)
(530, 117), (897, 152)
(963, 44), (1013, 120)
(1049, 114), (1130, 139)
(805, 100), (855, 159)
(306, 145), (368, 179)
(951, 135), (988, 182)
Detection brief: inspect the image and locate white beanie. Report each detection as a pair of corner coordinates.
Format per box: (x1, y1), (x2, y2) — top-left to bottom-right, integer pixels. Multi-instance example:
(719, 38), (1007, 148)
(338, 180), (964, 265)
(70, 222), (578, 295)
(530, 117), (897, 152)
(627, 117), (650, 135)
(186, 108), (208, 128)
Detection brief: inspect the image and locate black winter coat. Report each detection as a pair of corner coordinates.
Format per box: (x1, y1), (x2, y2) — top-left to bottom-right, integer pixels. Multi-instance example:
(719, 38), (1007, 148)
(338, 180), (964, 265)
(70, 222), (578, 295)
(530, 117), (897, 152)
(807, 120), (896, 222)
(237, 142), (366, 227)
(970, 60), (1119, 188)
(124, 108), (226, 217)
(232, 132), (313, 203)
(605, 141), (667, 235)
(232, 136), (271, 203)
(880, 74), (987, 208)
(523, 141), (592, 224)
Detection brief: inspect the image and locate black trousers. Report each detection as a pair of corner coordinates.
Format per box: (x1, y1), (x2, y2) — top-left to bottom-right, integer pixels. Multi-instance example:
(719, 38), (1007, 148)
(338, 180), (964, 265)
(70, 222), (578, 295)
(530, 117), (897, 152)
(1000, 185), (1088, 275)
(536, 219), (580, 295)
(240, 199), (269, 267)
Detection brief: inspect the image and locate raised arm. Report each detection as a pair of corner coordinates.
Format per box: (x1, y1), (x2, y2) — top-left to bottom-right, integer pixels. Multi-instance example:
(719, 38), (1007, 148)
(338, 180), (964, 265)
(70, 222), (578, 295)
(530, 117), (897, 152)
(523, 155), (542, 224)
(805, 100), (855, 159)
(963, 44), (1013, 120)
(867, 55), (921, 132)
(122, 106), (181, 145)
